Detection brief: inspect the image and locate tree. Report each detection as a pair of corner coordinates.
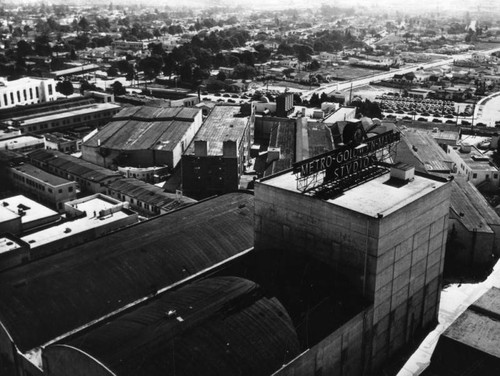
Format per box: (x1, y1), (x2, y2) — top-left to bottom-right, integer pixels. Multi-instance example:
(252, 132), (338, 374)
(17, 40), (32, 57)
(78, 17), (90, 32)
(216, 71), (227, 82)
(233, 63), (256, 80)
(309, 60), (321, 71)
(107, 67), (118, 77)
(111, 81), (126, 96)
(56, 80), (74, 97)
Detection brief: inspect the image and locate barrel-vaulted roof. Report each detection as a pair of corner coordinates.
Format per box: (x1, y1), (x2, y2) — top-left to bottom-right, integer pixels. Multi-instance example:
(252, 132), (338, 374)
(0, 192), (254, 353)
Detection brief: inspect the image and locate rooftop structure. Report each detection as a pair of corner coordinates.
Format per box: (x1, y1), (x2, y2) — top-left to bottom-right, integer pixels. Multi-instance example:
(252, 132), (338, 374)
(0, 135), (44, 153)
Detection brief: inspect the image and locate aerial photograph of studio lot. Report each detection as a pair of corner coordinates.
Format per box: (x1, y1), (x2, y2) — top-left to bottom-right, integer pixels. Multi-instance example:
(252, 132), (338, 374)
(1, 0), (500, 375)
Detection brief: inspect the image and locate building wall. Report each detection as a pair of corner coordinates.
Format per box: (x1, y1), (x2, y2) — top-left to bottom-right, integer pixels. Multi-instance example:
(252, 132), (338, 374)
(274, 307), (374, 376)
(0, 78), (56, 109)
(0, 216), (21, 235)
(255, 175), (451, 374)
(182, 155), (239, 199)
(448, 215), (495, 266)
(368, 186), (450, 369)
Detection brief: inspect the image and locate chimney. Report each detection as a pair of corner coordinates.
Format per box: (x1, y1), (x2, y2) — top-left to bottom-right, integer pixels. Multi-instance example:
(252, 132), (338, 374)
(194, 140), (208, 157)
(390, 162), (415, 182)
(223, 140), (237, 157)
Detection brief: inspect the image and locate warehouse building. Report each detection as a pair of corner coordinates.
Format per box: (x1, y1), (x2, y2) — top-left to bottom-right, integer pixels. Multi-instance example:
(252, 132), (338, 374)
(0, 195), (59, 234)
(82, 106), (203, 171)
(182, 105), (253, 199)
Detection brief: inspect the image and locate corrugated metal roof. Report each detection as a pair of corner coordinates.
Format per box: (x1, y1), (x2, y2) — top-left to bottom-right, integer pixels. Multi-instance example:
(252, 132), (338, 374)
(454, 177), (500, 226)
(0, 192), (254, 353)
(56, 277), (300, 376)
(186, 105), (249, 156)
(399, 129), (453, 173)
(28, 149), (122, 182)
(450, 179), (493, 233)
(107, 178), (195, 208)
(85, 106), (200, 152)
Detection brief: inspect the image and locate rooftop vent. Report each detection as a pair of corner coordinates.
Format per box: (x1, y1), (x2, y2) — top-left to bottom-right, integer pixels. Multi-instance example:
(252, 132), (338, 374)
(390, 162), (415, 182)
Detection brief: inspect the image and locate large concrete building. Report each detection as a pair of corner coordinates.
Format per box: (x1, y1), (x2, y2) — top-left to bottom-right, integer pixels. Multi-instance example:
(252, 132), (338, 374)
(82, 106), (203, 172)
(255, 158), (451, 373)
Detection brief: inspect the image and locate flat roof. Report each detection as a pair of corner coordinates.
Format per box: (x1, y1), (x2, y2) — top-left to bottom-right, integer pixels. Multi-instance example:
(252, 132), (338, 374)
(0, 135), (43, 149)
(260, 169), (448, 218)
(451, 146), (498, 171)
(0, 236), (22, 254)
(186, 105), (249, 156)
(21, 206), (131, 249)
(0, 205), (19, 223)
(443, 287), (500, 359)
(0, 195), (59, 226)
(10, 163), (73, 187)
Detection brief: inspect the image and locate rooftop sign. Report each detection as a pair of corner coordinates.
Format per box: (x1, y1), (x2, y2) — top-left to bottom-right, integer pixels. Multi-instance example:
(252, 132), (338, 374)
(292, 130), (401, 194)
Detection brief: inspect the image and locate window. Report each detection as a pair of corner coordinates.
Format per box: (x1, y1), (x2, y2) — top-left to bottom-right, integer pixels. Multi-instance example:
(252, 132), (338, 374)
(35, 87), (39, 98)
(23, 89), (27, 101)
(473, 173), (478, 179)
(48, 84), (53, 95)
(495, 174), (498, 179)
(3, 94), (6, 106)
(68, 187), (73, 192)
(58, 188), (63, 193)
(16, 91), (20, 102)
(29, 88), (33, 99)
(10, 92), (14, 104)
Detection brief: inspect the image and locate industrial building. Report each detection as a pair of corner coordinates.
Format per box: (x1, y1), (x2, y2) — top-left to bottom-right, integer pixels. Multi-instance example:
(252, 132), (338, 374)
(182, 105), (253, 199)
(82, 106), (203, 171)
(0, 134), (45, 153)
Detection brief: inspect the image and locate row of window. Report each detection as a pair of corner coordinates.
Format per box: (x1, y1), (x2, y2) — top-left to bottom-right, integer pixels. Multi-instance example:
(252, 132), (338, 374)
(23, 111), (116, 133)
(1, 87), (40, 107)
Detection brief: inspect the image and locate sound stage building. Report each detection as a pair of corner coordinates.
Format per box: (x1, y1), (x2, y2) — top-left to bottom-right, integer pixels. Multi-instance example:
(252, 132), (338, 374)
(255, 128), (452, 374)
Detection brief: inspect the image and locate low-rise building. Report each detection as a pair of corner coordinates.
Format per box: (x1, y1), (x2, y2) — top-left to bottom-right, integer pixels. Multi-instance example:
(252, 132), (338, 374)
(7, 102), (121, 134)
(0, 195), (60, 233)
(446, 144), (500, 190)
(8, 163), (77, 211)
(0, 134), (45, 153)
(28, 149), (122, 194)
(21, 194), (138, 260)
(43, 132), (82, 154)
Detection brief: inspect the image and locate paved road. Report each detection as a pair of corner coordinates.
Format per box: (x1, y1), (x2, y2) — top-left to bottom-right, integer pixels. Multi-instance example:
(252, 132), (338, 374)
(301, 47), (500, 101)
